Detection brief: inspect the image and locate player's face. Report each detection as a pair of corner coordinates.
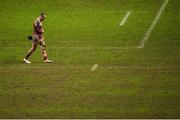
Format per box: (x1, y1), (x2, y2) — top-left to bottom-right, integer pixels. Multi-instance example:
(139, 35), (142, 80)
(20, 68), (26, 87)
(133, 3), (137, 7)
(40, 15), (45, 21)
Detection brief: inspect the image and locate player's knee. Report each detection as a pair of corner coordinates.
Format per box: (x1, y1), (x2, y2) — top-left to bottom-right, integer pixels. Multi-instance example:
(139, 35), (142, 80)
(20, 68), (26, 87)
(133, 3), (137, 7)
(41, 43), (46, 50)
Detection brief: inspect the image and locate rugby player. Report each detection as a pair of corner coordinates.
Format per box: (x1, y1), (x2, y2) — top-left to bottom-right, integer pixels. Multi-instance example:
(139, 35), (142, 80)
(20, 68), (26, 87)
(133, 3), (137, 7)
(24, 12), (53, 63)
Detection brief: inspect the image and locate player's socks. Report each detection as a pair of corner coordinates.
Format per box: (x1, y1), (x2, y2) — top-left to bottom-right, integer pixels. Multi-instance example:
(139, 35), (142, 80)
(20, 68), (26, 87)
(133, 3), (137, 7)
(44, 59), (53, 63)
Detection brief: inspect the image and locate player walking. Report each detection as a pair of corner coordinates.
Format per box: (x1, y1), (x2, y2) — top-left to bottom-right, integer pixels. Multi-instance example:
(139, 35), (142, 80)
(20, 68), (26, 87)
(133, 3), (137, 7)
(24, 13), (53, 63)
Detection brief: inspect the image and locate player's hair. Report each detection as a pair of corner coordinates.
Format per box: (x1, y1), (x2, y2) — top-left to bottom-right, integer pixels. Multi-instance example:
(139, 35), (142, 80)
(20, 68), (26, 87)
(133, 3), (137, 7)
(40, 12), (46, 17)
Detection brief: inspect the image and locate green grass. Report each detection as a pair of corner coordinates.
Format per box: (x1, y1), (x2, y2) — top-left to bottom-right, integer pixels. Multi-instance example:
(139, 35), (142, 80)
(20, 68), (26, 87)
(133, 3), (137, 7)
(0, 0), (180, 118)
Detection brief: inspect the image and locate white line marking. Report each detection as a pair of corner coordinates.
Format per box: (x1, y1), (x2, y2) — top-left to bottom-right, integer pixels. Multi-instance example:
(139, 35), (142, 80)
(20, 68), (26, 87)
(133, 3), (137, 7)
(119, 11), (131, 26)
(139, 0), (169, 48)
(91, 64), (98, 71)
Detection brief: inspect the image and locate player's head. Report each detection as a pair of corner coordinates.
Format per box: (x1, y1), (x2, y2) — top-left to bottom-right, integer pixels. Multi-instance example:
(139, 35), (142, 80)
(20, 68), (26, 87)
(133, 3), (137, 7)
(39, 12), (46, 21)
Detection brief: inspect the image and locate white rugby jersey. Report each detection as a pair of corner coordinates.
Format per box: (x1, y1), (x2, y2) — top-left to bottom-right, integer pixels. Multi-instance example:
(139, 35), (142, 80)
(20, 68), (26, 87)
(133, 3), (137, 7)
(34, 18), (42, 27)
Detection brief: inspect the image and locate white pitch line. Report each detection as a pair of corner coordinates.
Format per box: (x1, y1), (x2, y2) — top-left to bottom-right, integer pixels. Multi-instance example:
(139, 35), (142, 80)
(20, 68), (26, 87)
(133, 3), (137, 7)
(119, 11), (131, 26)
(91, 64), (98, 71)
(139, 0), (169, 48)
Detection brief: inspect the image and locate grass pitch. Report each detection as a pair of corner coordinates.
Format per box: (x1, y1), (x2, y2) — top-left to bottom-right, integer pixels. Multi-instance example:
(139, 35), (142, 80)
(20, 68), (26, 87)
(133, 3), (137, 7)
(0, 0), (180, 118)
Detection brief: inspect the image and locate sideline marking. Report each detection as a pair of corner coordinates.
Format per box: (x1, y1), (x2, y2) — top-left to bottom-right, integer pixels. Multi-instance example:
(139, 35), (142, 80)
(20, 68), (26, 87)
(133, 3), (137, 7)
(139, 0), (169, 48)
(119, 11), (131, 26)
(91, 64), (98, 71)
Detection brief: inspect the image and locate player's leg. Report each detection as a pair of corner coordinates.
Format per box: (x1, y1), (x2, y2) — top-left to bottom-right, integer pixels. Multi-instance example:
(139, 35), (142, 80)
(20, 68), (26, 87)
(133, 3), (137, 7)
(39, 40), (47, 60)
(24, 35), (38, 63)
(39, 40), (53, 63)
(24, 43), (38, 63)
